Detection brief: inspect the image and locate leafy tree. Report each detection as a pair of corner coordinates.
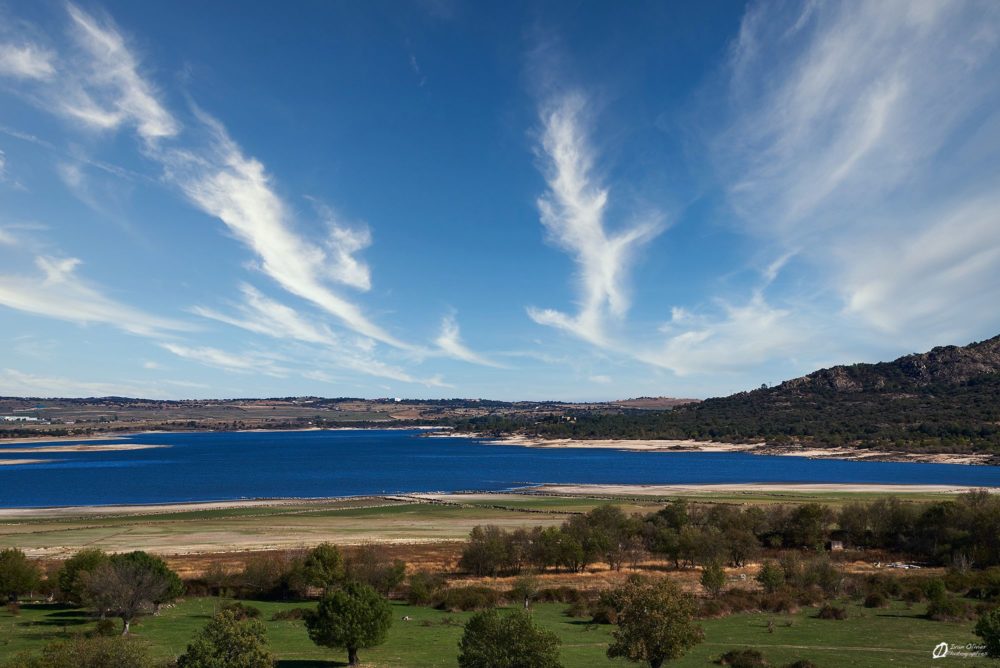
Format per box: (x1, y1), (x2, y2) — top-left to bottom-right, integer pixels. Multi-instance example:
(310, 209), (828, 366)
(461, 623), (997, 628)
(975, 607), (1000, 658)
(305, 581), (392, 665)
(511, 574), (540, 609)
(756, 561), (785, 594)
(458, 608), (562, 668)
(700, 561), (726, 597)
(57, 549), (108, 604)
(605, 578), (704, 668)
(346, 542), (406, 596)
(81, 556), (179, 634)
(3, 635), (155, 668)
(115, 552), (183, 611)
(177, 608), (275, 668)
(302, 543), (345, 592)
(0, 548), (41, 602)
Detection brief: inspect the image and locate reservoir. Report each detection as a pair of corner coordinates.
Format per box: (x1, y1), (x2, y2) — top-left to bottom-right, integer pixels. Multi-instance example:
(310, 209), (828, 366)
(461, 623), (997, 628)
(1, 429), (999, 507)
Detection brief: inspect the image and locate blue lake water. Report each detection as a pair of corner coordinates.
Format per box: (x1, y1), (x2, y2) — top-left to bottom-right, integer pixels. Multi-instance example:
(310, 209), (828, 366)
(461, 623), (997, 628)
(1, 429), (999, 507)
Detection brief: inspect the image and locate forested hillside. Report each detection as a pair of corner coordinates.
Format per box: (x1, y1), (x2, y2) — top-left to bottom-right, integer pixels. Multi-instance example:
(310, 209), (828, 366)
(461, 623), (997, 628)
(455, 336), (1000, 457)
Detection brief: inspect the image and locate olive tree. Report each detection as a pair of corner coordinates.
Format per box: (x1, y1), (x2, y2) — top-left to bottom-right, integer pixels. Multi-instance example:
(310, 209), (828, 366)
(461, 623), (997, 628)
(82, 554), (181, 634)
(605, 578), (704, 668)
(305, 581), (392, 666)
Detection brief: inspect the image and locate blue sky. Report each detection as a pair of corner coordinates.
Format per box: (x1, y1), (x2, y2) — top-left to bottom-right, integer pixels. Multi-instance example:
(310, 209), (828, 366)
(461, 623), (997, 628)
(1, 0), (999, 401)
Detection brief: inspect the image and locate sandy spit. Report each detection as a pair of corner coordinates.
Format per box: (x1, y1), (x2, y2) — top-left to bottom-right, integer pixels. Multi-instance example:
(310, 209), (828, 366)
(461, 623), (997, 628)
(479, 435), (994, 466)
(0, 458), (50, 466)
(0, 443), (170, 454)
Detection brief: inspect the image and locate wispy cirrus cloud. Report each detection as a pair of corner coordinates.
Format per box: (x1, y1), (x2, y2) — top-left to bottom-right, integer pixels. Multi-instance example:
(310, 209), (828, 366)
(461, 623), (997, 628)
(0, 255), (192, 337)
(435, 314), (504, 368)
(527, 93), (662, 346)
(60, 4), (178, 143)
(159, 342), (287, 377)
(161, 113), (410, 349)
(0, 42), (55, 80)
(715, 0), (1000, 345)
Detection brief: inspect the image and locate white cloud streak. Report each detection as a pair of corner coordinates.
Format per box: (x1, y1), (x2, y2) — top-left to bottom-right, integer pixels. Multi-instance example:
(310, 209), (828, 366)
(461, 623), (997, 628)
(0, 43), (55, 80)
(435, 314), (504, 368)
(717, 0), (1000, 345)
(528, 93), (662, 346)
(61, 4), (179, 143)
(0, 255), (192, 337)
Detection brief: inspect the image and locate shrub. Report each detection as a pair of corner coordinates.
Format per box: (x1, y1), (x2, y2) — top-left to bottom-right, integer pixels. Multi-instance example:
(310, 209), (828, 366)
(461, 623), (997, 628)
(720, 588), (759, 613)
(718, 648), (769, 667)
(761, 592), (799, 614)
(926, 596), (975, 622)
(5, 602), (19, 616)
(432, 586), (502, 612)
(698, 599), (729, 618)
(783, 661), (819, 668)
(270, 607), (309, 621)
(817, 604), (847, 620)
(563, 600), (593, 619)
(90, 618), (119, 638)
(8, 635), (156, 668)
(535, 586), (585, 604)
(406, 571), (446, 606)
(975, 607), (1000, 658)
(863, 592), (888, 609)
(219, 601), (261, 619)
(901, 587), (925, 604)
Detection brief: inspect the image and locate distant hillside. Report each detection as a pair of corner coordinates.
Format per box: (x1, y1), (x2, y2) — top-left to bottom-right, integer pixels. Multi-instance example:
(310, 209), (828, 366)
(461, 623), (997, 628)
(456, 335), (1000, 459)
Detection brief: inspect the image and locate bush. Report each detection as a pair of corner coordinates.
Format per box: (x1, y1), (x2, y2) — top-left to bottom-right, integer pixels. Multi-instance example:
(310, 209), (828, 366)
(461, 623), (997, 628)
(563, 600), (593, 619)
(760, 592), (799, 614)
(270, 607), (310, 621)
(975, 607), (1000, 658)
(698, 599), (729, 618)
(535, 586), (585, 604)
(5, 602), (19, 616)
(718, 648), (769, 667)
(783, 661), (819, 668)
(817, 604), (847, 620)
(720, 588), (759, 613)
(433, 586), (502, 612)
(926, 596), (975, 621)
(90, 618), (119, 638)
(7, 635), (157, 668)
(901, 587), (925, 604)
(218, 601), (261, 619)
(406, 571), (446, 606)
(863, 592), (888, 609)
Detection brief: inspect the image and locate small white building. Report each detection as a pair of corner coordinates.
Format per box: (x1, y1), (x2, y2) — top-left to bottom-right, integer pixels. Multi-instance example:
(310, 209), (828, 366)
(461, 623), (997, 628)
(0, 415), (40, 422)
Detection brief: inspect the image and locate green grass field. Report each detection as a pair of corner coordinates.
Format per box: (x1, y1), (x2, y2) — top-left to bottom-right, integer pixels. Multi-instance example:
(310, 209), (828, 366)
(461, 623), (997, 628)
(0, 597), (983, 667)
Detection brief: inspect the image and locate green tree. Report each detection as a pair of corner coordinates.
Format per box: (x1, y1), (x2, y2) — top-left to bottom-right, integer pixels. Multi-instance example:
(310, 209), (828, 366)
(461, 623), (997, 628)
(458, 608), (562, 668)
(974, 607), (1000, 658)
(305, 581), (392, 666)
(756, 561), (785, 594)
(700, 561), (726, 597)
(115, 552), (183, 611)
(302, 543), (345, 593)
(177, 608), (275, 668)
(0, 548), (41, 602)
(57, 549), (108, 604)
(605, 578), (704, 668)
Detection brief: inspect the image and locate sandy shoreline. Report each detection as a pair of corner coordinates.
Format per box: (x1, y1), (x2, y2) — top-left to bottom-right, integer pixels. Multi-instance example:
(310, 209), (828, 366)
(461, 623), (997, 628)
(479, 434), (995, 466)
(531, 483), (997, 496)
